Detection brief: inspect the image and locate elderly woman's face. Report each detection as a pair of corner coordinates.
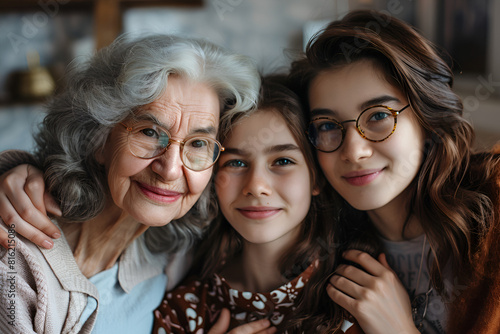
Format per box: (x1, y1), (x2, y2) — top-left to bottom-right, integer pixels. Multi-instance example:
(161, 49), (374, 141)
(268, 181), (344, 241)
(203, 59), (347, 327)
(98, 76), (220, 226)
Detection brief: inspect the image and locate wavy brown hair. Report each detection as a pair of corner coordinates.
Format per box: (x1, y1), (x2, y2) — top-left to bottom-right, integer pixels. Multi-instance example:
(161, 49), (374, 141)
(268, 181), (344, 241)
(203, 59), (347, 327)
(289, 9), (500, 302)
(190, 76), (347, 332)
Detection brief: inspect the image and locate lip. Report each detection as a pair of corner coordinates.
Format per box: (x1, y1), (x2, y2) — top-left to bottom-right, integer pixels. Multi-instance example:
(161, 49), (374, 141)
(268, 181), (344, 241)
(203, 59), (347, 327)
(135, 181), (183, 203)
(237, 206), (282, 220)
(342, 168), (384, 186)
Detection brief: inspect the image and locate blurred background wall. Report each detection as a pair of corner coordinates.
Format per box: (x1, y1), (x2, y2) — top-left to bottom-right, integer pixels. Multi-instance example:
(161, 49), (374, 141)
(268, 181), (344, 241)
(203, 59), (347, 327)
(0, 0), (498, 152)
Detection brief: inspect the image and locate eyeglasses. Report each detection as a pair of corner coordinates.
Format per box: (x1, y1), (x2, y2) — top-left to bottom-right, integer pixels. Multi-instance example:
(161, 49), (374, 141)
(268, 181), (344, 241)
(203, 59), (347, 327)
(307, 104), (410, 153)
(120, 121), (224, 171)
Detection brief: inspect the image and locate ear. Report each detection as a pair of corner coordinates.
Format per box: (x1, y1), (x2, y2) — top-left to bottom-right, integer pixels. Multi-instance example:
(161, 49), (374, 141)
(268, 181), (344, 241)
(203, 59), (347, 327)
(312, 184), (321, 196)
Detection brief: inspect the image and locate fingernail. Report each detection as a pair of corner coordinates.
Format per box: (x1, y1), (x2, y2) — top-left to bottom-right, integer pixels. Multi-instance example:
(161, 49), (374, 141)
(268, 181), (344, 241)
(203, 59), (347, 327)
(42, 240), (54, 249)
(52, 232), (61, 239)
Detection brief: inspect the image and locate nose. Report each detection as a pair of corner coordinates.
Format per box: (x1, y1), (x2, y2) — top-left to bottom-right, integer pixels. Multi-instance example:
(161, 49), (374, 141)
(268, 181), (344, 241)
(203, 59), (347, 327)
(242, 166), (272, 197)
(150, 143), (184, 181)
(339, 124), (373, 162)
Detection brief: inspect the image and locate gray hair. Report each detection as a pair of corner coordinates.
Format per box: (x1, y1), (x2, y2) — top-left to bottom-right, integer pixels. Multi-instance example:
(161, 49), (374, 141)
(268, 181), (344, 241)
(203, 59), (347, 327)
(34, 34), (260, 253)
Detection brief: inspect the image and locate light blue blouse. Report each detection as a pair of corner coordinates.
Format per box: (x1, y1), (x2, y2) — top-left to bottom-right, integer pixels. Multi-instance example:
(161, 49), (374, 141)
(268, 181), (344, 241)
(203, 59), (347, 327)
(80, 263), (167, 333)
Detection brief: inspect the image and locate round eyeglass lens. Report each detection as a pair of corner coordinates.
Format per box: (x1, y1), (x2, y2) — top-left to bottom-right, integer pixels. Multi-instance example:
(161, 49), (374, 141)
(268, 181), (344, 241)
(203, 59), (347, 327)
(129, 125), (169, 158)
(308, 119), (344, 152)
(357, 106), (396, 141)
(183, 138), (220, 171)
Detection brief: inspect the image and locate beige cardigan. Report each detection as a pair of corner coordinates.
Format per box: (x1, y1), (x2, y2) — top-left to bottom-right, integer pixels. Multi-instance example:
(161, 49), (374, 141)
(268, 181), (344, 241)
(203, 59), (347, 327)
(0, 226), (99, 334)
(0, 222), (184, 334)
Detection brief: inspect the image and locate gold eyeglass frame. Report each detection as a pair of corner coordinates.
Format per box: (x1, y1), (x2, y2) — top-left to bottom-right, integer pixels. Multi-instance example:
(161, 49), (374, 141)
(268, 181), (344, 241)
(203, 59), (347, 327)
(308, 104), (411, 153)
(120, 122), (225, 171)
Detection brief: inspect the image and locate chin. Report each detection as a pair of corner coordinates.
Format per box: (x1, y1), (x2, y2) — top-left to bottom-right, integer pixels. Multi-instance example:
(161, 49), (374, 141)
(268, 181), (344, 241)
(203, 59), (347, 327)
(238, 232), (271, 245)
(344, 197), (390, 212)
(245, 238), (273, 245)
(131, 210), (178, 227)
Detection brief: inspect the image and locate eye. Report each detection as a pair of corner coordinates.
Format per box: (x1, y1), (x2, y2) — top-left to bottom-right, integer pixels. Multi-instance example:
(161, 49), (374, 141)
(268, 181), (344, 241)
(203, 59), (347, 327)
(317, 120), (341, 132)
(362, 107), (393, 123)
(222, 159), (247, 168)
(190, 139), (208, 148)
(140, 128), (160, 138)
(369, 111), (391, 122)
(273, 158), (295, 166)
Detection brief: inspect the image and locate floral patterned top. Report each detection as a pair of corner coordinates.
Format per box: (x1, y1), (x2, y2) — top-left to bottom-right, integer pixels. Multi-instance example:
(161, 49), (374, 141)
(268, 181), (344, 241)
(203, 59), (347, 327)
(153, 263), (364, 333)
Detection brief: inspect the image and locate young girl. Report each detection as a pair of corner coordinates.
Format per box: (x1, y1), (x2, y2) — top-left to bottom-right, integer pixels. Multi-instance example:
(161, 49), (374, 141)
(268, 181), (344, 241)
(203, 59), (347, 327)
(289, 10), (500, 334)
(152, 77), (364, 333)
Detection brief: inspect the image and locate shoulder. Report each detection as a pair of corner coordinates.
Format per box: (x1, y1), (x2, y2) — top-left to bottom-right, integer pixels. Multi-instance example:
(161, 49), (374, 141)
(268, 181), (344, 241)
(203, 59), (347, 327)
(0, 224), (53, 287)
(0, 222), (96, 333)
(0, 224), (62, 332)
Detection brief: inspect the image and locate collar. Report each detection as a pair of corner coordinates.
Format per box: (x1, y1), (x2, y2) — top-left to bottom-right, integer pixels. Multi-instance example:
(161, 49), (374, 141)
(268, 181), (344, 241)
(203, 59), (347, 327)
(42, 222), (169, 294)
(117, 234), (169, 293)
(41, 230), (99, 299)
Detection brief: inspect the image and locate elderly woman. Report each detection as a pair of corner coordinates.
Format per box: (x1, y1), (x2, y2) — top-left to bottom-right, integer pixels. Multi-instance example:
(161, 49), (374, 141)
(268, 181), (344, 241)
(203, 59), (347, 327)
(0, 34), (260, 333)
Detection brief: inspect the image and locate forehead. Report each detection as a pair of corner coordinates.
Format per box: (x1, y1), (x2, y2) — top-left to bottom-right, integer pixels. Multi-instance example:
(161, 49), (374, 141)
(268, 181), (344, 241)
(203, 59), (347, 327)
(225, 110), (297, 149)
(308, 60), (404, 113)
(135, 76), (220, 132)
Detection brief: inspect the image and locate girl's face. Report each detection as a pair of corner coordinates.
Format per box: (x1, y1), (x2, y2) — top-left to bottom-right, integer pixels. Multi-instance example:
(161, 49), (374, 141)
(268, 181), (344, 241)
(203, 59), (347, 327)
(308, 59), (425, 212)
(215, 110), (318, 246)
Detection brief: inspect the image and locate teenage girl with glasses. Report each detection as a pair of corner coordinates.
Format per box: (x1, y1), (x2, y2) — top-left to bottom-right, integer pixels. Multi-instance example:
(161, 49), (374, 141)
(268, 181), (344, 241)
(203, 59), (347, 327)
(289, 10), (500, 334)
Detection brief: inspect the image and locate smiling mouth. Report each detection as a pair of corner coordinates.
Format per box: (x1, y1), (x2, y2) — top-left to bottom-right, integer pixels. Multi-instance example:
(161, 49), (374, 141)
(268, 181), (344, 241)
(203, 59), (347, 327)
(135, 181), (183, 203)
(342, 169), (384, 186)
(237, 207), (282, 219)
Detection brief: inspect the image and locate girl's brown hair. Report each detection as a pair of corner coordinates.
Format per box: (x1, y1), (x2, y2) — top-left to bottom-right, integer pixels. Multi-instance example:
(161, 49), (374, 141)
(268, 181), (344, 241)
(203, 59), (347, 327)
(289, 9), (500, 301)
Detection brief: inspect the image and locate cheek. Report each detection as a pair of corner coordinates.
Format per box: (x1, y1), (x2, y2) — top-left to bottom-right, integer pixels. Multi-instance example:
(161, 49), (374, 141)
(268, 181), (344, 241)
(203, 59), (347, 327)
(215, 171), (238, 210)
(104, 135), (136, 174)
(107, 157), (150, 206)
(107, 149), (148, 183)
(317, 152), (339, 181)
(215, 171), (231, 195)
(105, 138), (150, 200)
(282, 170), (313, 208)
(384, 125), (425, 177)
(389, 143), (424, 181)
(186, 168), (213, 197)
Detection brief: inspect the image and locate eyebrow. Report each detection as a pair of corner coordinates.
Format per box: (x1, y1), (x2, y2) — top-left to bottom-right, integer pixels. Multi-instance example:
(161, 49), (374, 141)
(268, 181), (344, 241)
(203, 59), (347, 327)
(221, 147), (246, 156)
(311, 95), (402, 117)
(221, 144), (300, 156)
(359, 95), (401, 110)
(133, 114), (217, 136)
(265, 144), (300, 154)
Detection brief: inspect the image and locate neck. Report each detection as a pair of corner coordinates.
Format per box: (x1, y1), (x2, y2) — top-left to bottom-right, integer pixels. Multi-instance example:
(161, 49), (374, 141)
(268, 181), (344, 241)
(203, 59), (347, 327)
(367, 191), (423, 241)
(62, 201), (148, 278)
(222, 235), (298, 293)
